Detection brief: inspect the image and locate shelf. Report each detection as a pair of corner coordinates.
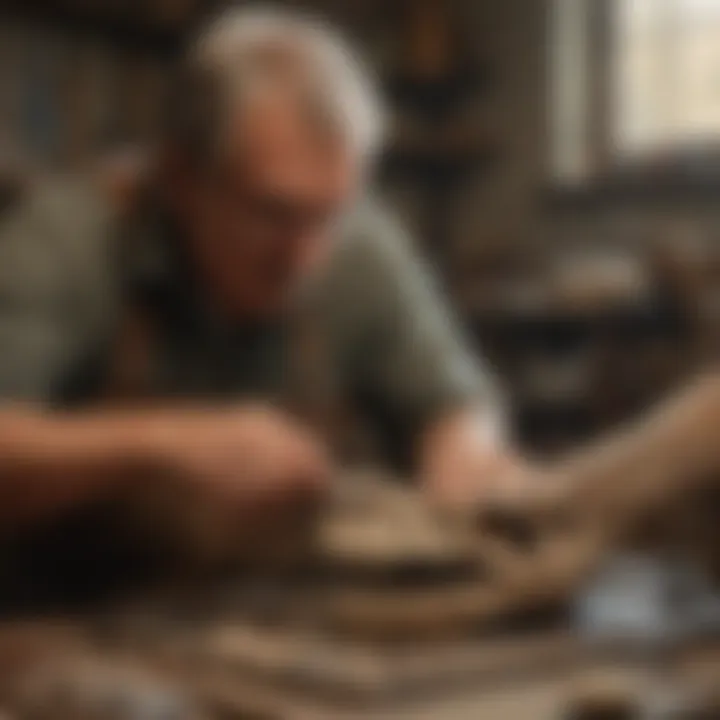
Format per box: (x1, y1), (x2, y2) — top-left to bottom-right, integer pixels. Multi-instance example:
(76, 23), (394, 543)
(545, 174), (720, 213)
(1, 1), (196, 57)
(385, 67), (490, 122)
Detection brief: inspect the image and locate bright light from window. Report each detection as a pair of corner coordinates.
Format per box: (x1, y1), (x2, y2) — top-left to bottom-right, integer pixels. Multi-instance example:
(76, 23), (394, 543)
(551, 0), (720, 182)
(614, 0), (720, 158)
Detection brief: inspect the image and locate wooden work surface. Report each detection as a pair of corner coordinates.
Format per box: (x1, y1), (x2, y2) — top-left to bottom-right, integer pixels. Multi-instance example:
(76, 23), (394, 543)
(1, 613), (718, 719)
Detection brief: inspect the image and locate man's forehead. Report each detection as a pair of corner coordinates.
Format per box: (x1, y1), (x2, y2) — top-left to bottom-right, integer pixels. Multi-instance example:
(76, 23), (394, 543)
(225, 91), (358, 200)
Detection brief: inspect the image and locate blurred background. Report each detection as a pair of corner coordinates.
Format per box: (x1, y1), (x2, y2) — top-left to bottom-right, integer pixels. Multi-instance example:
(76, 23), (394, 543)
(3, 4), (720, 716)
(1, 0), (720, 456)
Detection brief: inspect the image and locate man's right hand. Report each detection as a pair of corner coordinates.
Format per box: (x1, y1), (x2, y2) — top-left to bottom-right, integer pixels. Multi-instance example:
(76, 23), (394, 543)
(0, 405), (331, 557)
(126, 405), (331, 567)
(145, 405), (330, 510)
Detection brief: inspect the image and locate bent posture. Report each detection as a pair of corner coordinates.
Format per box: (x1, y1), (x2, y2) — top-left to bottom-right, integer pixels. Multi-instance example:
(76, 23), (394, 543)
(0, 9), (517, 536)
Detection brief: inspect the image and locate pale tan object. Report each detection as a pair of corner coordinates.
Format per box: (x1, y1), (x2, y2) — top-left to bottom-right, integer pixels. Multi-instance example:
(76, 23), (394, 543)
(309, 374), (720, 640)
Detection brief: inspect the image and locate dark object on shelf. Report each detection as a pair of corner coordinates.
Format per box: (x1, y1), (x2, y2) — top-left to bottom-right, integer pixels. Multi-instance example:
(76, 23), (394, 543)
(378, 0), (495, 259)
(382, 136), (496, 183)
(386, 68), (488, 122)
(1, 0), (199, 57)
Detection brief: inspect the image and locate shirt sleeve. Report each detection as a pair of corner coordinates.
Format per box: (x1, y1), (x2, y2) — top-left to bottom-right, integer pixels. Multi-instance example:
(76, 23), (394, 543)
(0, 181), (116, 403)
(313, 203), (505, 456)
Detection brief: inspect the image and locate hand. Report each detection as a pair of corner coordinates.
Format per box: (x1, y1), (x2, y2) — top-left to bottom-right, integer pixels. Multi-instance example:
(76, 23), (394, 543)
(419, 410), (534, 512)
(128, 406), (332, 567)
(154, 405), (329, 503)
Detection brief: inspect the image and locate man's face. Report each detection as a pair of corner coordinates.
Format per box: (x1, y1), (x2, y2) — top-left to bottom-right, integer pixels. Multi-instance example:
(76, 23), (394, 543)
(182, 93), (360, 320)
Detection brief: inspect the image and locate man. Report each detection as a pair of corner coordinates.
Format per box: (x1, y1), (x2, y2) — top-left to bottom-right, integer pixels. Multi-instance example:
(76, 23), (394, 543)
(0, 9), (519, 536)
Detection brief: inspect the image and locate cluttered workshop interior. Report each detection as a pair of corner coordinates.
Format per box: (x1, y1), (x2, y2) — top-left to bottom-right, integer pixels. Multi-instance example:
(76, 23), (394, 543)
(3, 0), (720, 717)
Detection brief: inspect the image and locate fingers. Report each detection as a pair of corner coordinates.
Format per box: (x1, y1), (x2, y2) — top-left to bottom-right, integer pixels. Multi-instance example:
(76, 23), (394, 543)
(423, 451), (532, 513)
(233, 411), (332, 506)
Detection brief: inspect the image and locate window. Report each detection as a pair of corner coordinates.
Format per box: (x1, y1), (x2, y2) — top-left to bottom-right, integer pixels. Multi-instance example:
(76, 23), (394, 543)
(551, 0), (720, 185)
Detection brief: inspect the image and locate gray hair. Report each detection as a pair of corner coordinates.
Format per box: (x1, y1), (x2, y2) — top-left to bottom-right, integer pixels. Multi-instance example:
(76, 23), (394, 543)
(166, 6), (384, 168)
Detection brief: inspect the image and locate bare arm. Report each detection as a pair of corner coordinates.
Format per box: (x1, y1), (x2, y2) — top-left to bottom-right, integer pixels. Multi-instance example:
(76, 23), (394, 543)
(0, 407), (153, 529)
(0, 404), (330, 535)
(320, 206), (523, 504)
(313, 205), (515, 494)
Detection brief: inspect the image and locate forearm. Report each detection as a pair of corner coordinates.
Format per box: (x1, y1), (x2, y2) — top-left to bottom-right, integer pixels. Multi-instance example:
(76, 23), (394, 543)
(0, 407), (158, 529)
(0, 403), (330, 533)
(546, 373), (720, 529)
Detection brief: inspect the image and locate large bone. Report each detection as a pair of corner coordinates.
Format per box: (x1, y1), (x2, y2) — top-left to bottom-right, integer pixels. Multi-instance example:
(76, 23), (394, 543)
(517, 372), (720, 540)
(313, 374), (720, 640)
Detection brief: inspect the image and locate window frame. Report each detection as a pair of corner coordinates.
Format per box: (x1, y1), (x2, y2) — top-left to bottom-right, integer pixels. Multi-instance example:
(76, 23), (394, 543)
(549, 0), (720, 202)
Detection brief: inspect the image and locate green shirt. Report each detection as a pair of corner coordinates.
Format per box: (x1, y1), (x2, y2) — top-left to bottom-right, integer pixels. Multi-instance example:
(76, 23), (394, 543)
(0, 176), (500, 463)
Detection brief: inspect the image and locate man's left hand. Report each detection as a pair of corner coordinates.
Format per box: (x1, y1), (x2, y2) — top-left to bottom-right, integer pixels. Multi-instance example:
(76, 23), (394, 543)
(419, 410), (535, 512)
